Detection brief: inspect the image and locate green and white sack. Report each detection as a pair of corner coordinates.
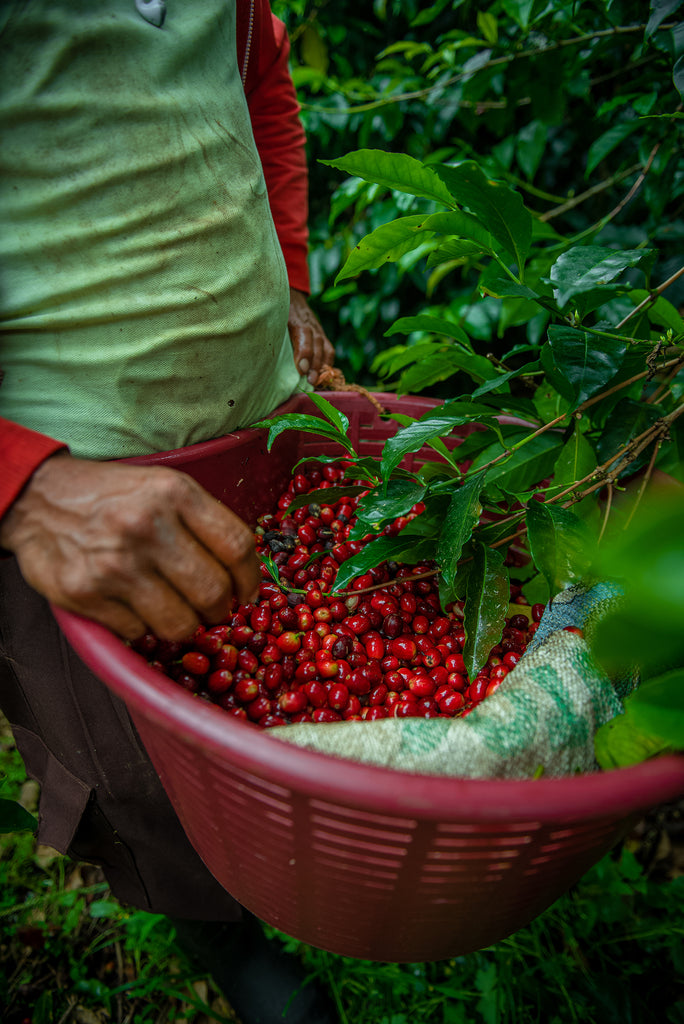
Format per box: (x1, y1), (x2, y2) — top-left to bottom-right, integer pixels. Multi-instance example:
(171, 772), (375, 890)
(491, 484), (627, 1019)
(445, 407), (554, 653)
(272, 582), (634, 779)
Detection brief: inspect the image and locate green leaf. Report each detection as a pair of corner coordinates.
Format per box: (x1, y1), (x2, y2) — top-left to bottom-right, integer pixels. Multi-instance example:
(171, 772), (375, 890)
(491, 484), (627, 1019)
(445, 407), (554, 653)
(628, 289), (684, 334)
(332, 533), (437, 592)
(321, 149), (455, 206)
(463, 544), (510, 677)
(307, 392), (351, 437)
(349, 479), (427, 536)
(0, 797), (37, 834)
(526, 500), (596, 596)
(437, 471), (486, 598)
(552, 425), (597, 492)
(434, 161), (533, 271)
(384, 314), (472, 349)
(422, 210), (496, 250)
(646, 0), (684, 38)
(471, 361), (540, 398)
(595, 705), (672, 770)
(381, 402), (499, 483)
(427, 238), (492, 264)
(592, 490), (684, 677)
(470, 431), (565, 496)
(286, 484), (369, 514)
(545, 326), (627, 409)
(549, 246), (655, 308)
(585, 121), (642, 177)
(630, 669), (684, 748)
(335, 216), (435, 283)
(251, 413), (355, 455)
(516, 119), (547, 180)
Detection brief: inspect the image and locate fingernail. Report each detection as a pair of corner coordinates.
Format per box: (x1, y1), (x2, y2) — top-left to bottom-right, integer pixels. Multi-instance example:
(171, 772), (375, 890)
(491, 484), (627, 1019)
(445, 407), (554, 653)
(298, 358), (310, 374)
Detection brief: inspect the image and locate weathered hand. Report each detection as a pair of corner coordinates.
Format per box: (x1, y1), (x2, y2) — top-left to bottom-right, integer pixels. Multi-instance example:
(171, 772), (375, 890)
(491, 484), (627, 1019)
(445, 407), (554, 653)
(288, 287), (335, 384)
(0, 453), (261, 641)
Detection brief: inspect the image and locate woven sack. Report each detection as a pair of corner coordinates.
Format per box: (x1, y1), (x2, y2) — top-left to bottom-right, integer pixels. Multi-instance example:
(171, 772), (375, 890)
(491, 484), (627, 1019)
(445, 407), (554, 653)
(272, 581), (634, 779)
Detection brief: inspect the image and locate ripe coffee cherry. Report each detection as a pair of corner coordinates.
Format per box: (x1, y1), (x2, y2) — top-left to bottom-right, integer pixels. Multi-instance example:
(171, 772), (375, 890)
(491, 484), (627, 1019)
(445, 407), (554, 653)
(207, 669), (233, 695)
(328, 683), (350, 711)
(181, 651), (210, 675)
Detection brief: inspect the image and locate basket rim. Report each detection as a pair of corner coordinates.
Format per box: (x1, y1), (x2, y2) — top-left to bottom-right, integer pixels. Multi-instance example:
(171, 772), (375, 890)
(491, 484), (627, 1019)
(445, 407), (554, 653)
(54, 605), (684, 823)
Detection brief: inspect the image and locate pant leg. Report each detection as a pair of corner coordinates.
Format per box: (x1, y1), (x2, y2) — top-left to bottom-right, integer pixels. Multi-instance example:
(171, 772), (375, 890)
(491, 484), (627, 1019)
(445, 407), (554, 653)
(0, 556), (242, 921)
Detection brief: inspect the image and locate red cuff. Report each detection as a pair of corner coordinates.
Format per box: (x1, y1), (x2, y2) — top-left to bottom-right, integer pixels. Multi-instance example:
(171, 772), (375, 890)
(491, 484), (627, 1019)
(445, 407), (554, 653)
(0, 418), (68, 521)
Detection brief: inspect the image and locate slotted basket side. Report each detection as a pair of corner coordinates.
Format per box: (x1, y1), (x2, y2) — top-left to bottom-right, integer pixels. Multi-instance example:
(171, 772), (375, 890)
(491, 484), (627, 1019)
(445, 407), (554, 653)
(54, 391), (684, 962)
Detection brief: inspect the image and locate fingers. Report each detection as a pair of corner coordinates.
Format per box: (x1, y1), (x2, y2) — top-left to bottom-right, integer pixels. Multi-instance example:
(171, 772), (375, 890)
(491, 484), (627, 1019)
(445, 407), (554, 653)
(288, 289), (335, 382)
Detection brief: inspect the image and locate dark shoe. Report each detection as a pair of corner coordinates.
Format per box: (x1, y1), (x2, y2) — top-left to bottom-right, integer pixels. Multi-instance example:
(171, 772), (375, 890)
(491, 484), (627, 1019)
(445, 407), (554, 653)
(169, 911), (338, 1024)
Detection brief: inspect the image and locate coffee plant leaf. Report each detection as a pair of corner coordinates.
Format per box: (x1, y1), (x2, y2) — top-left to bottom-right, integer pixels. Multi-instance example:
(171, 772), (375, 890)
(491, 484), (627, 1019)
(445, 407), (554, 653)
(380, 402), (501, 483)
(422, 210), (496, 250)
(252, 413), (356, 456)
(472, 431), (565, 498)
(463, 543), (510, 677)
(646, 0), (684, 39)
(471, 360), (541, 399)
(347, 479), (427, 537)
(437, 470), (487, 596)
(335, 215), (436, 283)
(526, 500), (596, 597)
(307, 391), (352, 437)
(552, 424), (597, 492)
(585, 121), (643, 178)
(396, 347), (500, 395)
(384, 314), (472, 349)
(549, 246), (656, 309)
(591, 491), (684, 676)
(627, 289), (684, 335)
(545, 326), (627, 410)
(0, 797), (37, 835)
(321, 149), (455, 206)
(434, 160), (533, 271)
(427, 238), (493, 265)
(629, 669), (684, 748)
(286, 484), (369, 514)
(593, 397), (662, 474)
(594, 704), (672, 770)
(331, 533), (437, 593)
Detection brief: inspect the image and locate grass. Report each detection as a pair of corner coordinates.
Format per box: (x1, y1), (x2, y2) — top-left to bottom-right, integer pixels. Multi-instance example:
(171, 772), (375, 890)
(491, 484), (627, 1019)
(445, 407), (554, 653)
(2, 717), (684, 1024)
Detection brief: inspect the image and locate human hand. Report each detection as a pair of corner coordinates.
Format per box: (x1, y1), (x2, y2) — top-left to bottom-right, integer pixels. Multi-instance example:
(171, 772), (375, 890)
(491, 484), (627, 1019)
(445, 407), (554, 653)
(0, 453), (261, 641)
(288, 287), (335, 384)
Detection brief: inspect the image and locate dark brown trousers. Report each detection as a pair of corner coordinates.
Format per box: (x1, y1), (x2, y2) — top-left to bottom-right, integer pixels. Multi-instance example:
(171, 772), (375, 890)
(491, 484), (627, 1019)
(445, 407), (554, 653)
(0, 557), (242, 921)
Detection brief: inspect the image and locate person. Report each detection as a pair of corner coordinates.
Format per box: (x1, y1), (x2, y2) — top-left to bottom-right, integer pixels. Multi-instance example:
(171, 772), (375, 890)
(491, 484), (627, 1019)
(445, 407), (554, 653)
(0, 2), (338, 1021)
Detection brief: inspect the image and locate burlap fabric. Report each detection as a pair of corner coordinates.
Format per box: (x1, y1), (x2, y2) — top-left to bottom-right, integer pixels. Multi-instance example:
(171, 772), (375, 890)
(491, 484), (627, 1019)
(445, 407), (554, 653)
(272, 583), (632, 779)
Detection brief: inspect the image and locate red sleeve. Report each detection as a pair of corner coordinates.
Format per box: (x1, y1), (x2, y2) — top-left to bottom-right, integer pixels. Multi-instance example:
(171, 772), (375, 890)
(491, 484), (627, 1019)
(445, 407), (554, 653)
(236, 0), (311, 294)
(0, 418), (68, 521)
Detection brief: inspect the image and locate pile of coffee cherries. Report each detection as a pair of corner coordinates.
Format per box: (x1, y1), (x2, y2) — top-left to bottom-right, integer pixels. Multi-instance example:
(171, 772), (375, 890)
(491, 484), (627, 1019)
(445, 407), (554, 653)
(133, 462), (544, 728)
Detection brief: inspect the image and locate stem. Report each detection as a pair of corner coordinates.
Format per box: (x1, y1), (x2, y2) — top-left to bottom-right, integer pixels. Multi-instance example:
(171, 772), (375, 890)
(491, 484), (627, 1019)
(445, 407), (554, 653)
(622, 439), (661, 531)
(597, 483), (613, 544)
(615, 265), (684, 331)
(539, 164), (641, 223)
(301, 24), (654, 117)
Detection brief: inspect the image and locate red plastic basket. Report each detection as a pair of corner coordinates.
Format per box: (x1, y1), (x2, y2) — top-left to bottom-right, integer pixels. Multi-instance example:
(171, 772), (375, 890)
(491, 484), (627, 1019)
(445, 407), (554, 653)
(53, 392), (684, 962)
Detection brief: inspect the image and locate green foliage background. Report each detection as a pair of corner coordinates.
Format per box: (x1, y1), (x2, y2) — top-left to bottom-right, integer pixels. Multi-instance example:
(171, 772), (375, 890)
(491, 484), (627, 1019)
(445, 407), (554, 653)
(274, 0), (683, 383)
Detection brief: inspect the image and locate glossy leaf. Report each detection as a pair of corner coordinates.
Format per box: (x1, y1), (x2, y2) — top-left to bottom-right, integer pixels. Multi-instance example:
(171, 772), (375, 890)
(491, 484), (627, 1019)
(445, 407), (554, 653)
(471, 431), (564, 496)
(437, 471), (486, 597)
(348, 479), (427, 537)
(0, 798), (37, 835)
(286, 484), (368, 514)
(252, 413), (355, 455)
(332, 534), (437, 592)
(549, 246), (655, 308)
(526, 500), (596, 596)
(380, 402), (499, 483)
(307, 392), (352, 437)
(545, 326), (627, 409)
(384, 314), (472, 349)
(422, 210), (496, 250)
(434, 161), (533, 270)
(321, 149), (455, 206)
(335, 216), (435, 283)
(463, 544), (510, 677)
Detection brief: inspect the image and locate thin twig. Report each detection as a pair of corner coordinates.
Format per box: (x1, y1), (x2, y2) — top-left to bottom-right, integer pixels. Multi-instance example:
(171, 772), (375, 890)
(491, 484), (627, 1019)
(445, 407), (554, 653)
(615, 265), (684, 331)
(597, 483), (614, 544)
(622, 439), (662, 531)
(539, 164), (641, 222)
